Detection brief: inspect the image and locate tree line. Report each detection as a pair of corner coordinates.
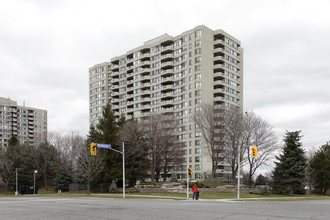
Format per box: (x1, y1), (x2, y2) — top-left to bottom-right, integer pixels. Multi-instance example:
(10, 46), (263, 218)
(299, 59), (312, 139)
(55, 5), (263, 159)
(0, 103), (329, 195)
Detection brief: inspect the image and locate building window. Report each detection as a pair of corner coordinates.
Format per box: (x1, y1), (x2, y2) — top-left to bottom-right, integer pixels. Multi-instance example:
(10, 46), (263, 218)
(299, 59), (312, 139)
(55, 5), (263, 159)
(195, 30), (202, 38)
(195, 156), (202, 163)
(195, 57), (201, 64)
(195, 148), (201, 154)
(195, 40), (201, 47)
(195, 48), (202, 55)
(195, 98), (202, 105)
(195, 65), (202, 72)
(195, 140), (201, 146)
(195, 165), (202, 170)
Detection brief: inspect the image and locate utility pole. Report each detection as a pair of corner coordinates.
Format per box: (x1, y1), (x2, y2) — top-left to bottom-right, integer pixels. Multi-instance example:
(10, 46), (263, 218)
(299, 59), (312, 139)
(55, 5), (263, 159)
(122, 142), (125, 199)
(186, 156), (189, 200)
(237, 143), (240, 200)
(34, 170), (38, 195)
(15, 168), (21, 196)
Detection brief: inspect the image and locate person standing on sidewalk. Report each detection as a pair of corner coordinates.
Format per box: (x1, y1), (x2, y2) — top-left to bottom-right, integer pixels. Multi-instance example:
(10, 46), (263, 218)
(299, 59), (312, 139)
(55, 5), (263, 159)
(192, 184), (198, 200)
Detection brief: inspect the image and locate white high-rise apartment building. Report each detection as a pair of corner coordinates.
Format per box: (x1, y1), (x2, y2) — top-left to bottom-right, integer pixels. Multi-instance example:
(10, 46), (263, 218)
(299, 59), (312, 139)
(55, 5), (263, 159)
(0, 97), (47, 147)
(89, 25), (243, 180)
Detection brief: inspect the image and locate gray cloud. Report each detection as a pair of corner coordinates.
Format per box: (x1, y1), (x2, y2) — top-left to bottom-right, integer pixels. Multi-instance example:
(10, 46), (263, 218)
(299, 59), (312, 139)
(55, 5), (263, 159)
(1, 0), (329, 149)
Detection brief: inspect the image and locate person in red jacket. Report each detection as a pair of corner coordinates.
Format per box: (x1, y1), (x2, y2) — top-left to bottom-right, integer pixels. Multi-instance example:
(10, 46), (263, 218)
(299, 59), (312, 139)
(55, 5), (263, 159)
(192, 184), (198, 200)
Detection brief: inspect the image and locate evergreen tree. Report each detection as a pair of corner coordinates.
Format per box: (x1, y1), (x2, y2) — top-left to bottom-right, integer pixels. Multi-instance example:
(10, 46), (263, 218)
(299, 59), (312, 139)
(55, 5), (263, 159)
(54, 165), (73, 191)
(310, 142), (330, 194)
(88, 104), (125, 186)
(255, 174), (267, 185)
(272, 131), (306, 194)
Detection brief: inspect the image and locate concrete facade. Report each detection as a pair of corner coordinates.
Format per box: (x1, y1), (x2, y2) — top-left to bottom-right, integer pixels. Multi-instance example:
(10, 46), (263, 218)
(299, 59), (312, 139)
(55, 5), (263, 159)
(89, 25), (243, 181)
(0, 97), (47, 147)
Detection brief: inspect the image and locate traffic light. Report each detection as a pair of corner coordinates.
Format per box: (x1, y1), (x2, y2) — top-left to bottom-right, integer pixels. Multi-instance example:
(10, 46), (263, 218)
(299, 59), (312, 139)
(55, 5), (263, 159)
(188, 168), (192, 176)
(90, 143), (97, 155)
(251, 146), (257, 157)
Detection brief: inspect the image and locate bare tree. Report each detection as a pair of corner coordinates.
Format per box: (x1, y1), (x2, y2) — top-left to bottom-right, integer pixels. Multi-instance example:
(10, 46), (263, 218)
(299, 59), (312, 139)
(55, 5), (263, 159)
(76, 143), (105, 195)
(32, 142), (60, 190)
(243, 110), (279, 186)
(221, 105), (244, 184)
(48, 131), (84, 181)
(141, 113), (183, 182)
(117, 120), (149, 185)
(0, 147), (14, 192)
(194, 103), (226, 179)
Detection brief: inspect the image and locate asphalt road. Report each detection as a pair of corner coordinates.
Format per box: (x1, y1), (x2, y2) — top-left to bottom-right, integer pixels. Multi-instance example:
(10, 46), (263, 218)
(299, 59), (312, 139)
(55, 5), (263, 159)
(0, 196), (329, 220)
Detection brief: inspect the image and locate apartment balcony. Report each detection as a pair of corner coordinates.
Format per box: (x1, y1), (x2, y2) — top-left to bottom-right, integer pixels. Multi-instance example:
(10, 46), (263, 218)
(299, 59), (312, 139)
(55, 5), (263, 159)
(161, 61), (174, 68)
(127, 87), (134, 92)
(112, 91), (119, 96)
(214, 88), (225, 95)
(141, 82), (151, 88)
(214, 64), (225, 71)
(161, 69), (174, 77)
(161, 107), (174, 113)
(214, 96), (225, 102)
(161, 84), (174, 90)
(161, 92), (174, 99)
(161, 76), (174, 83)
(141, 91), (151, 96)
(127, 93), (134, 98)
(141, 75), (151, 80)
(161, 100), (174, 107)
(111, 64), (119, 71)
(213, 55), (225, 63)
(140, 60), (150, 67)
(141, 104), (151, 110)
(141, 97), (151, 102)
(214, 38), (225, 46)
(161, 45), (174, 51)
(140, 53), (150, 59)
(111, 98), (119, 104)
(112, 77), (121, 83)
(161, 53), (174, 60)
(214, 79), (225, 87)
(214, 71), (224, 78)
(140, 67), (150, 74)
(214, 47), (225, 54)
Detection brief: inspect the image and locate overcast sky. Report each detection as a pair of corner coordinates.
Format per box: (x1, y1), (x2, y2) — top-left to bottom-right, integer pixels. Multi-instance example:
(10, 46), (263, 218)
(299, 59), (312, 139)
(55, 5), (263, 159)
(1, 0), (329, 151)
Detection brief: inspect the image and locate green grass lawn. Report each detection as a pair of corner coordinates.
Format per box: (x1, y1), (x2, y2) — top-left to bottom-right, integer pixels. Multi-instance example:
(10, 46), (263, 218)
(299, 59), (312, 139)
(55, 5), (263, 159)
(2, 188), (329, 201)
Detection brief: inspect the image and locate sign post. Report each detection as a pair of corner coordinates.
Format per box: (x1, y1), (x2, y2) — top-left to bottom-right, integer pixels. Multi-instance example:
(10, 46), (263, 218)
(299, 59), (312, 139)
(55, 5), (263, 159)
(91, 142), (125, 198)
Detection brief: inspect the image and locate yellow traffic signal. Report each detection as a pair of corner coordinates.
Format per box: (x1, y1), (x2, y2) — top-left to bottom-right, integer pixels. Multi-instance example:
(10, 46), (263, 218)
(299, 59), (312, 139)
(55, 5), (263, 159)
(188, 168), (192, 176)
(90, 143), (97, 155)
(251, 146), (257, 157)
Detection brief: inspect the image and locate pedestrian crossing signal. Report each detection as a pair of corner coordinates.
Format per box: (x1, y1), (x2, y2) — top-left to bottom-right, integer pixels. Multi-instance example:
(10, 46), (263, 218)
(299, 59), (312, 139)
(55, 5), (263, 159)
(90, 143), (97, 155)
(251, 146), (257, 157)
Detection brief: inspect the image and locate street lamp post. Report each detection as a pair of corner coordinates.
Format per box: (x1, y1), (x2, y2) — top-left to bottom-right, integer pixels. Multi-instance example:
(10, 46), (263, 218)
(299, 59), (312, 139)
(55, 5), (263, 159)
(15, 168), (21, 196)
(34, 170), (38, 195)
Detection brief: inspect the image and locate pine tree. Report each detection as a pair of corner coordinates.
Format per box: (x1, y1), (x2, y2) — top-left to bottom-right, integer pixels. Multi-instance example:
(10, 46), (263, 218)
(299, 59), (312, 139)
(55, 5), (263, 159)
(88, 104), (125, 186)
(54, 165), (73, 191)
(272, 131), (306, 194)
(310, 142), (330, 194)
